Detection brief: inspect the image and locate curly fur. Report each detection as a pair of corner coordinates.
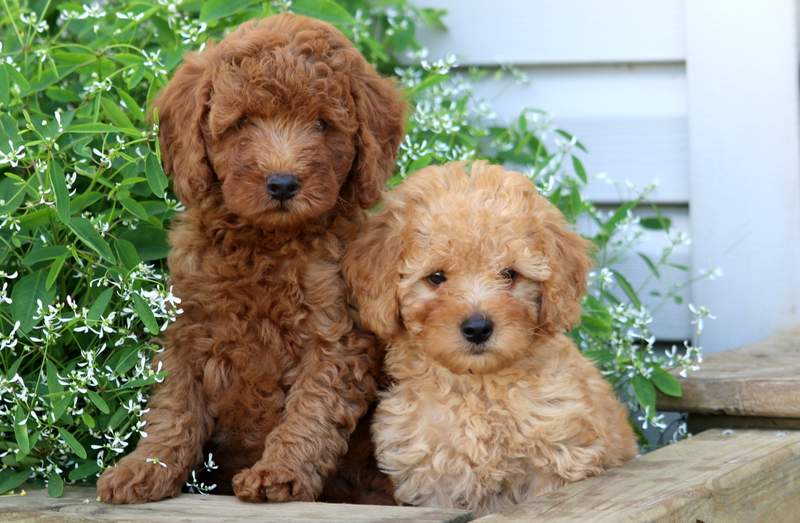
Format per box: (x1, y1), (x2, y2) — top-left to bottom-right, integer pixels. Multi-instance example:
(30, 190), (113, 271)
(96, 13), (404, 504)
(343, 162), (636, 515)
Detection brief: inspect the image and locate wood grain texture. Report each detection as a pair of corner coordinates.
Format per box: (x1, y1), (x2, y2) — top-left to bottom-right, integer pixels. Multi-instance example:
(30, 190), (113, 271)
(475, 429), (800, 523)
(657, 330), (800, 417)
(0, 488), (471, 523)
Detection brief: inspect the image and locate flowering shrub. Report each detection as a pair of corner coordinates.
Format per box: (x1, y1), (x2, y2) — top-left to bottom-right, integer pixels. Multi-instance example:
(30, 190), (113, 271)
(0, 0), (709, 497)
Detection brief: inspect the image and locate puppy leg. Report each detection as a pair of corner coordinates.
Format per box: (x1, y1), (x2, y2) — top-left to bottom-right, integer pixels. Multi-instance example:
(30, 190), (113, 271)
(233, 331), (378, 502)
(97, 352), (212, 504)
(321, 405), (396, 505)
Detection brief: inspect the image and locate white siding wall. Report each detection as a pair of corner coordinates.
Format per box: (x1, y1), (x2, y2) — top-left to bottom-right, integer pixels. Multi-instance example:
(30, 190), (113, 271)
(417, 0), (800, 351)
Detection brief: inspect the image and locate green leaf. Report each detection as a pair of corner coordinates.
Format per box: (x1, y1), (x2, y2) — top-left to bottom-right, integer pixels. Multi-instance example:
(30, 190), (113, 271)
(14, 406), (29, 457)
(49, 160), (71, 224)
(11, 270), (55, 333)
(81, 411), (96, 429)
(0, 470), (29, 494)
(200, 0), (257, 22)
(113, 345), (141, 375)
(651, 367), (682, 397)
(419, 7), (447, 30)
(571, 155), (587, 183)
(640, 216), (672, 230)
(68, 461), (101, 482)
(132, 293), (159, 334)
(119, 196), (150, 221)
(58, 428), (87, 459)
(602, 201), (637, 234)
(68, 217), (116, 263)
(145, 154), (168, 198)
(611, 269), (642, 308)
(583, 349), (615, 365)
(666, 262), (690, 272)
(0, 64), (9, 106)
(632, 374), (656, 411)
(86, 390), (110, 414)
(120, 225), (169, 261)
(68, 123), (139, 136)
(580, 314), (612, 335)
(108, 406), (129, 429)
(88, 288), (115, 322)
(46, 254), (67, 290)
(0, 177), (25, 214)
(555, 129), (588, 153)
(116, 88), (145, 122)
(22, 245), (68, 266)
(114, 238), (141, 270)
(405, 154), (433, 174)
(46, 360), (69, 421)
(638, 252), (660, 278)
(291, 0), (354, 25)
(48, 473), (64, 498)
(100, 98), (135, 130)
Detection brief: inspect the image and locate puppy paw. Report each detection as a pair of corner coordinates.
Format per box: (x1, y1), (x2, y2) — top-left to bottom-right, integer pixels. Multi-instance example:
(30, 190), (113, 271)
(232, 463), (316, 503)
(96, 455), (182, 504)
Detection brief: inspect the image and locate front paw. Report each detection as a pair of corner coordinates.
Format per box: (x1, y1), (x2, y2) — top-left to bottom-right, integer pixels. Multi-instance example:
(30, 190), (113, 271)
(97, 454), (182, 504)
(232, 462), (317, 502)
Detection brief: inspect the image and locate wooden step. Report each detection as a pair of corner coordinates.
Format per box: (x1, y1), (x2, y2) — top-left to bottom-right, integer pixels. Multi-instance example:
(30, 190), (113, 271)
(4, 429), (799, 522)
(0, 489), (470, 522)
(477, 429), (800, 523)
(657, 329), (800, 430)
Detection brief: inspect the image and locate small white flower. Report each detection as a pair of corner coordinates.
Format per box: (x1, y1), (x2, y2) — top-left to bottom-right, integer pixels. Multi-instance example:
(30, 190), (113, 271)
(145, 457), (167, 468)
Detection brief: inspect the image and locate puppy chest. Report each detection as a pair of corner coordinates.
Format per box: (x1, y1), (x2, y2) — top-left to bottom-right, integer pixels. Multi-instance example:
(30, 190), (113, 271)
(377, 390), (534, 488)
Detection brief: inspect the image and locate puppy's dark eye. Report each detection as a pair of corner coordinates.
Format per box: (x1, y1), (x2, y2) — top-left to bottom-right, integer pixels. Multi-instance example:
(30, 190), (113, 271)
(426, 271), (447, 286)
(234, 116), (249, 130)
(500, 268), (518, 281)
(316, 119), (329, 132)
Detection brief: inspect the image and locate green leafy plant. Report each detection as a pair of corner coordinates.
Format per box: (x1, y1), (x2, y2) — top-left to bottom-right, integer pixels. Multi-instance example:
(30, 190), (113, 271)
(0, 0), (711, 496)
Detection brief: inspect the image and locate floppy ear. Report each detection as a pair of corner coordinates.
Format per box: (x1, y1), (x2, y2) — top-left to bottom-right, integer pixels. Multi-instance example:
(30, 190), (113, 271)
(343, 61), (406, 209)
(152, 48), (215, 206)
(538, 208), (592, 336)
(342, 203), (406, 338)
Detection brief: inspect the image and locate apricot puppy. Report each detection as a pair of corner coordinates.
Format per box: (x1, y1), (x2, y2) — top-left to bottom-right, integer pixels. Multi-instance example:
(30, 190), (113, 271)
(343, 161), (636, 515)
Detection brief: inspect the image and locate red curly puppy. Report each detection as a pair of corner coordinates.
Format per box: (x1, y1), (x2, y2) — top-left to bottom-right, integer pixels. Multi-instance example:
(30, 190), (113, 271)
(96, 14), (404, 504)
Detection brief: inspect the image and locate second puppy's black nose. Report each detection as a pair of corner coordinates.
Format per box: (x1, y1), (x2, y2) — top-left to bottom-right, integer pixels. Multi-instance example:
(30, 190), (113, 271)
(461, 314), (494, 344)
(266, 173), (300, 201)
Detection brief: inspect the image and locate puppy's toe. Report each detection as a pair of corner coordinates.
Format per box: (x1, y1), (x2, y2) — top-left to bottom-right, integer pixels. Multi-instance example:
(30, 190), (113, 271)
(232, 464), (315, 503)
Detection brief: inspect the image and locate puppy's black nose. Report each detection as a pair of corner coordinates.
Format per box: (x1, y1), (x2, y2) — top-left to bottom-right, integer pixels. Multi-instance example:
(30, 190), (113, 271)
(266, 173), (300, 201)
(460, 314), (494, 345)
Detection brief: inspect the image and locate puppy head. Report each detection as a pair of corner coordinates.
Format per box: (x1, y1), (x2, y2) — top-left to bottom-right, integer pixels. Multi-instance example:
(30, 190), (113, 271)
(344, 161), (591, 374)
(153, 14), (404, 229)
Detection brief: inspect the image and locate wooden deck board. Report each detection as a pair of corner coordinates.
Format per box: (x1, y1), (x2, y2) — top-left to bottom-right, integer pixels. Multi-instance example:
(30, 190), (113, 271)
(657, 329), (800, 417)
(476, 429), (800, 523)
(4, 430), (800, 522)
(0, 488), (472, 523)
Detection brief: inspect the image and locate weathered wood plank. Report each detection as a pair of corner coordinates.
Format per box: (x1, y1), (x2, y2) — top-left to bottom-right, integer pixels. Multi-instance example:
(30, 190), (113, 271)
(475, 429), (800, 523)
(657, 330), (800, 417)
(687, 414), (800, 433)
(0, 488), (472, 523)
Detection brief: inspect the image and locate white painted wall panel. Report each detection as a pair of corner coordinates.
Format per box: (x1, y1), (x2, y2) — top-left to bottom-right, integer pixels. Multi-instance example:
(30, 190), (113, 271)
(470, 64), (690, 203)
(417, 0), (686, 65)
(685, 0), (800, 352)
(472, 64), (687, 119)
(555, 116), (688, 204)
